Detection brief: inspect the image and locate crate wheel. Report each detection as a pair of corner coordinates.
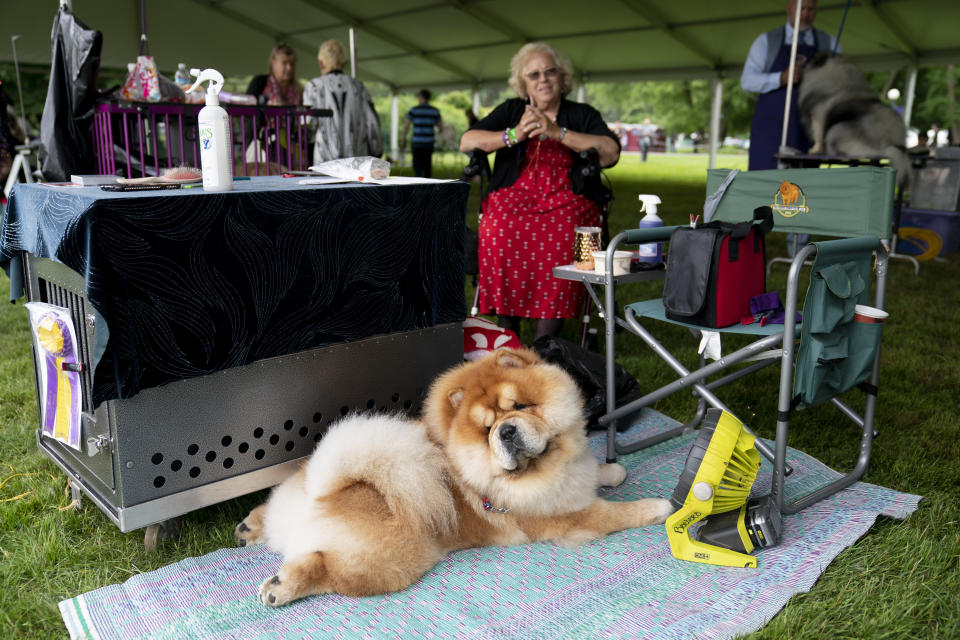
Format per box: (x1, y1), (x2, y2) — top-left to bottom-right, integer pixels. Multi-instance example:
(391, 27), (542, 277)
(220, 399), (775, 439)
(144, 518), (180, 552)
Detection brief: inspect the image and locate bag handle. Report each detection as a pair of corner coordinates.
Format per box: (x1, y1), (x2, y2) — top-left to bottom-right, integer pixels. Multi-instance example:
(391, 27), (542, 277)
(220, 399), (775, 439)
(718, 205), (774, 240)
(137, 0), (149, 56)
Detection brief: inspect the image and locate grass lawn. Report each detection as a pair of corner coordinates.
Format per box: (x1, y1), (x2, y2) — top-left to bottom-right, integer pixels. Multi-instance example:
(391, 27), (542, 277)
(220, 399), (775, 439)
(1, 152), (958, 639)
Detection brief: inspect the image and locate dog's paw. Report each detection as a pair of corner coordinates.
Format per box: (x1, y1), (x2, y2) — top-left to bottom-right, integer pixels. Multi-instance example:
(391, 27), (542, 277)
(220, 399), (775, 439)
(808, 143), (823, 154)
(235, 505), (266, 547)
(597, 462), (627, 487)
(259, 575), (297, 607)
(635, 498), (674, 526)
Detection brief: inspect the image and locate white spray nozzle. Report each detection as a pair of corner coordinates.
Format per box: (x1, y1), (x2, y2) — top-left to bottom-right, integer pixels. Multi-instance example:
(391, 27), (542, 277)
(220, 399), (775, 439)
(186, 68), (225, 96)
(638, 194), (662, 215)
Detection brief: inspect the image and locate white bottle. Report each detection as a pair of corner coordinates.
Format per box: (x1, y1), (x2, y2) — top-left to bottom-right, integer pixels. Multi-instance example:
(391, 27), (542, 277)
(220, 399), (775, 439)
(187, 68), (233, 192)
(636, 194), (664, 264)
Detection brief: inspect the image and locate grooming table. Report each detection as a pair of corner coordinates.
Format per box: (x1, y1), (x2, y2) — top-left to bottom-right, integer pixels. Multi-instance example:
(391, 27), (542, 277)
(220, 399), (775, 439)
(2, 177), (469, 545)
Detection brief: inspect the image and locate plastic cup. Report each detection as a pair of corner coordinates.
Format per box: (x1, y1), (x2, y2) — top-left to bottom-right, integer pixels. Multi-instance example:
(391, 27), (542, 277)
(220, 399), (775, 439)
(853, 304), (888, 324)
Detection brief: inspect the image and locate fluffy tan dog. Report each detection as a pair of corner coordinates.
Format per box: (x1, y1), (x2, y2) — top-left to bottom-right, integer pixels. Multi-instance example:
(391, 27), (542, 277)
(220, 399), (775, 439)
(235, 348), (673, 606)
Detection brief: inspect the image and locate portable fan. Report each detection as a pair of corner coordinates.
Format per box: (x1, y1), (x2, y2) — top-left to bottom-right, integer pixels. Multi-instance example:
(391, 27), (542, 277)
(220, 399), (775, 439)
(665, 408), (781, 568)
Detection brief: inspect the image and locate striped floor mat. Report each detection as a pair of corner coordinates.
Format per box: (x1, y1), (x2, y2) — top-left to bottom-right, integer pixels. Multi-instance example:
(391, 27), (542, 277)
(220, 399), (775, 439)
(60, 408), (921, 640)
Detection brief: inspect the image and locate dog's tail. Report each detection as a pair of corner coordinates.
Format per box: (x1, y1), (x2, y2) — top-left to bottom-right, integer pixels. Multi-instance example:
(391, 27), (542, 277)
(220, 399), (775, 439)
(302, 413), (458, 538)
(886, 145), (913, 193)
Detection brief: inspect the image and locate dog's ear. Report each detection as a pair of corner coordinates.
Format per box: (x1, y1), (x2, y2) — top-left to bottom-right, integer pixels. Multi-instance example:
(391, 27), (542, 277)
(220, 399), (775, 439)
(447, 388), (464, 408)
(495, 348), (538, 369)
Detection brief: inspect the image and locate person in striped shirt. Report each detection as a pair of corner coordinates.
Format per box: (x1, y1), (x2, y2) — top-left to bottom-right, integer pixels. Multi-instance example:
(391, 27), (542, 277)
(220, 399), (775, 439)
(401, 90), (442, 178)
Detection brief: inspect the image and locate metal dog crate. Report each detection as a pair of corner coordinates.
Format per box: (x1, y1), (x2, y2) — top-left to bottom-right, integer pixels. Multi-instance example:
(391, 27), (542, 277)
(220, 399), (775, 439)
(23, 254), (462, 538)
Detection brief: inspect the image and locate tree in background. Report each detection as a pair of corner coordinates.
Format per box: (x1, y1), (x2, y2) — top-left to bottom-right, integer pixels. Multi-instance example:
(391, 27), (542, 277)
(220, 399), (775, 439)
(586, 78), (757, 143)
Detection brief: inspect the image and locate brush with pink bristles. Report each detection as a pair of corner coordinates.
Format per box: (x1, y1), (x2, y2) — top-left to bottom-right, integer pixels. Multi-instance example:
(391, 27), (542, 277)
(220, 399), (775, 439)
(117, 166), (202, 185)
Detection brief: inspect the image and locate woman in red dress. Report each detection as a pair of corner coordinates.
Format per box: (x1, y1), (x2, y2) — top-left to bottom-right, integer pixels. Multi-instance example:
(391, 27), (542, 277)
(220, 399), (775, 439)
(460, 42), (620, 340)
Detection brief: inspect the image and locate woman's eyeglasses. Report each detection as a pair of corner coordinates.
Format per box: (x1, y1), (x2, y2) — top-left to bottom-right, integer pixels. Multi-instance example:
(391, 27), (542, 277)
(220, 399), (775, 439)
(524, 67), (558, 82)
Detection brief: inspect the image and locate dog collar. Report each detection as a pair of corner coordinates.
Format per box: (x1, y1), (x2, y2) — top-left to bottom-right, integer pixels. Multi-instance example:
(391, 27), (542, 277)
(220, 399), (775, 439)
(481, 495), (510, 514)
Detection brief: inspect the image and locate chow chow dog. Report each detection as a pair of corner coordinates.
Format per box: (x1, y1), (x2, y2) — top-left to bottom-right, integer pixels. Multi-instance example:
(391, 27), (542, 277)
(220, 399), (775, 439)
(235, 348), (673, 606)
(798, 51), (911, 188)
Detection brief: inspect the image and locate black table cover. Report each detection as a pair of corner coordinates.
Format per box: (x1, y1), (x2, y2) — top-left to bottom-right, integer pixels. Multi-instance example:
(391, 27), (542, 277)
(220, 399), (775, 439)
(1, 177), (468, 407)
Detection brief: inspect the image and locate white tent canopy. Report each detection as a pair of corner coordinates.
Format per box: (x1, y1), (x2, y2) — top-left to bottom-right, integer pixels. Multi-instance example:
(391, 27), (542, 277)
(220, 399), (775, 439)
(4, 0), (958, 87)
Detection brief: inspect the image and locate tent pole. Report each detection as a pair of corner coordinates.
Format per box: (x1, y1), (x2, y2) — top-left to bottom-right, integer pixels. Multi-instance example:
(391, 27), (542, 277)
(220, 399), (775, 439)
(390, 90), (399, 163)
(778, 0), (803, 168)
(349, 28), (356, 79)
(472, 87), (480, 116)
(903, 65), (918, 129)
(10, 36), (28, 133)
(708, 76), (723, 169)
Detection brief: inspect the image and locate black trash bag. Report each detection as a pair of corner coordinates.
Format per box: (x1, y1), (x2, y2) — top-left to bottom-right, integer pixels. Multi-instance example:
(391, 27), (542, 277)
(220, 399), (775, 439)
(40, 5), (103, 182)
(531, 336), (642, 430)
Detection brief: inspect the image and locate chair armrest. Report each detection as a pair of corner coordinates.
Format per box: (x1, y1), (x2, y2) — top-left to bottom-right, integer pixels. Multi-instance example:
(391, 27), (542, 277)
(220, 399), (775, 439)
(623, 225), (679, 245)
(807, 236), (882, 257)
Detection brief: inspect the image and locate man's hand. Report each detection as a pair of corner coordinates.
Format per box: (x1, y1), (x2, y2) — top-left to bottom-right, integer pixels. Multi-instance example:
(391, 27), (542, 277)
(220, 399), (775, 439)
(780, 66), (803, 87)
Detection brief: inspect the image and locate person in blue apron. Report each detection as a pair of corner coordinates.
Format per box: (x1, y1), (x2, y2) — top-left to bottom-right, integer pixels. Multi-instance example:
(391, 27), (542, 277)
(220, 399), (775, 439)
(741, 0), (840, 171)
(741, 0), (839, 253)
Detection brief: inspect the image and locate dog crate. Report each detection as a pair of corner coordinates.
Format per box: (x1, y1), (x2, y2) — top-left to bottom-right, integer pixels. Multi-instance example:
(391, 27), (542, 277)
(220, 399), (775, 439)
(23, 254), (462, 548)
(92, 100), (332, 179)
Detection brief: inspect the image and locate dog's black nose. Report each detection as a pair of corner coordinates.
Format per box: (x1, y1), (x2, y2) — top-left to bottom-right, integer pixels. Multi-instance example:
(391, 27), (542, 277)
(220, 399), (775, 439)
(499, 424), (518, 443)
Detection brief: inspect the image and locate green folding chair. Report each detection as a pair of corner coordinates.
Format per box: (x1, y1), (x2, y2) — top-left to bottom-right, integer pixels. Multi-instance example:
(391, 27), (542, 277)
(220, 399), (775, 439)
(597, 166), (895, 514)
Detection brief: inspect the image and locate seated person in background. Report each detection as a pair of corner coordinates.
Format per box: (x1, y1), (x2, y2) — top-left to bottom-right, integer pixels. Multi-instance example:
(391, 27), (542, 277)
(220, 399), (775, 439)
(244, 44), (303, 169)
(303, 39), (383, 164)
(459, 41), (619, 342)
(246, 43), (302, 106)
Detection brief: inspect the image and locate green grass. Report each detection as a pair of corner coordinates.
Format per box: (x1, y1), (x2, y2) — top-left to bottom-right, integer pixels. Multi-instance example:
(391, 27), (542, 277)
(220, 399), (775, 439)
(2, 152), (958, 639)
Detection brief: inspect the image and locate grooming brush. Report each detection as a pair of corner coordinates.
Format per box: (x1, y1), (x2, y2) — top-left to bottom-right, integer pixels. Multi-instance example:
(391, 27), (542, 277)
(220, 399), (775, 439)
(116, 166), (203, 185)
(665, 408), (780, 568)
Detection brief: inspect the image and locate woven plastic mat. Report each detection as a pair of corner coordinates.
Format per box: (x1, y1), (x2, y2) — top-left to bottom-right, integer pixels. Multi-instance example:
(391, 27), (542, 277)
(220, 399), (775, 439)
(60, 408), (921, 640)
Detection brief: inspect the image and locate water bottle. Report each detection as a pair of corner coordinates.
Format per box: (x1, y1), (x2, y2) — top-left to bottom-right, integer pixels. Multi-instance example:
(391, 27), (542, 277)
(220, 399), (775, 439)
(635, 194), (664, 265)
(174, 63), (191, 90)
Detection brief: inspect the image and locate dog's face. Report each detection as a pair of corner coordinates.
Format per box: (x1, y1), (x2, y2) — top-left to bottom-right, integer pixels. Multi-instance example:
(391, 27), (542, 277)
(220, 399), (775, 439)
(423, 349), (593, 513)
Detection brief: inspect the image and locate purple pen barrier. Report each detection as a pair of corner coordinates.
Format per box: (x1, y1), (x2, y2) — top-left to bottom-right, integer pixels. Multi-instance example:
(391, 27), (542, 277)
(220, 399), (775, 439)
(92, 101), (332, 178)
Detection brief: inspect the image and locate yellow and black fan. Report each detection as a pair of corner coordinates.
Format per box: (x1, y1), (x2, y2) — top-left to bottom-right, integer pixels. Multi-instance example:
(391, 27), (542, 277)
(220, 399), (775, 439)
(665, 408), (782, 567)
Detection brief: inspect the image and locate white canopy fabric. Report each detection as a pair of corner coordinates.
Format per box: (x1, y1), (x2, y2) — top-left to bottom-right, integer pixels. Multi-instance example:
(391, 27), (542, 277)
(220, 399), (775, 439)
(3, 0), (959, 89)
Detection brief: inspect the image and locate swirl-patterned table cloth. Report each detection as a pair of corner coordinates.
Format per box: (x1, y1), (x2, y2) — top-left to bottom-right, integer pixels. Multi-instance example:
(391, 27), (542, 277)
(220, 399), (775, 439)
(1, 177), (469, 407)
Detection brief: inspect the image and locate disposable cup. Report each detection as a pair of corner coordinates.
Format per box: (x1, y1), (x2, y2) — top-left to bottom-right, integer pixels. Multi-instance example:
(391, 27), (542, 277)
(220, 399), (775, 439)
(853, 304), (888, 324)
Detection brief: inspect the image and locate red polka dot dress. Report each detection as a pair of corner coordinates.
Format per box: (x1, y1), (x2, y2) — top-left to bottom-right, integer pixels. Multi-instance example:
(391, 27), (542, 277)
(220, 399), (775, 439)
(477, 137), (602, 319)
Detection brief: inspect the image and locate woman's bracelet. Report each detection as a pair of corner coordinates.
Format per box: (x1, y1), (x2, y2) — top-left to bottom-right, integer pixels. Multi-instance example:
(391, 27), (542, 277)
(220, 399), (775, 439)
(503, 127), (518, 147)
(558, 127), (568, 142)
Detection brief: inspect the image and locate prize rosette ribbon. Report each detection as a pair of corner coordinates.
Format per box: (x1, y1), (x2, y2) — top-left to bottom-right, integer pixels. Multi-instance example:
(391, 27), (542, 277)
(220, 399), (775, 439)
(26, 304), (83, 450)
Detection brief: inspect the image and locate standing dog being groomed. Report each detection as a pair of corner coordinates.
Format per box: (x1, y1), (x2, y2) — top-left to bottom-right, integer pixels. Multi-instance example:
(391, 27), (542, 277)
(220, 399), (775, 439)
(798, 51), (912, 189)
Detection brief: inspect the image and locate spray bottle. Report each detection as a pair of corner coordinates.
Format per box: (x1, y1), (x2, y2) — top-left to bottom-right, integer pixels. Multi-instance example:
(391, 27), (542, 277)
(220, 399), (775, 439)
(187, 68), (233, 192)
(636, 194), (663, 265)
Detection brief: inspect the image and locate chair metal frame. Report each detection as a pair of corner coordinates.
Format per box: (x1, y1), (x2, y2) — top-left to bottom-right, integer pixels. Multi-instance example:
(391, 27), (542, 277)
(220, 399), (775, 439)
(597, 166), (895, 514)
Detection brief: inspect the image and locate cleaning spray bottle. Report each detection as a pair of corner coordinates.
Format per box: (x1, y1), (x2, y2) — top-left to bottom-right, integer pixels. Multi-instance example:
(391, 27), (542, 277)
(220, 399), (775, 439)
(636, 194), (664, 265)
(187, 68), (233, 192)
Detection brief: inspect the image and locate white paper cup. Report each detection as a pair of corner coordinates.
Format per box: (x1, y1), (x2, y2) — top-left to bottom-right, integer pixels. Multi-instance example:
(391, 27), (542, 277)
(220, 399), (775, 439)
(854, 304), (888, 324)
(593, 251), (632, 276)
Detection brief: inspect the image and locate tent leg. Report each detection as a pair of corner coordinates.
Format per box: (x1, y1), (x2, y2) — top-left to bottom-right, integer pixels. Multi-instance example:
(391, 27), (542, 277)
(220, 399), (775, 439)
(903, 66), (918, 129)
(390, 91), (399, 164)
(708, 76), (722, 169)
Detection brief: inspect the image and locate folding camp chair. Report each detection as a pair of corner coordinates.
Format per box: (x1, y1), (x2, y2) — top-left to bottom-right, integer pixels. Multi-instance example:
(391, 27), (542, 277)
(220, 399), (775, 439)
(597, 166), (895, 515)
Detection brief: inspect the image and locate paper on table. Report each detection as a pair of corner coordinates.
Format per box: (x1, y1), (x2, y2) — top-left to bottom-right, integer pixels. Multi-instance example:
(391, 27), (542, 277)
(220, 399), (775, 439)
(364, 176), (459, 185)
(297, 177), (356, 185)
(299, 176), (459, 186)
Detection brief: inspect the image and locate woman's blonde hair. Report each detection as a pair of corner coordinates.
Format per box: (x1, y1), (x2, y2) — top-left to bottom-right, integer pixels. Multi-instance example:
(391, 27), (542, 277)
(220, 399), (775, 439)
(508, 42), (574, 99)
(317, 40), (347, 73)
